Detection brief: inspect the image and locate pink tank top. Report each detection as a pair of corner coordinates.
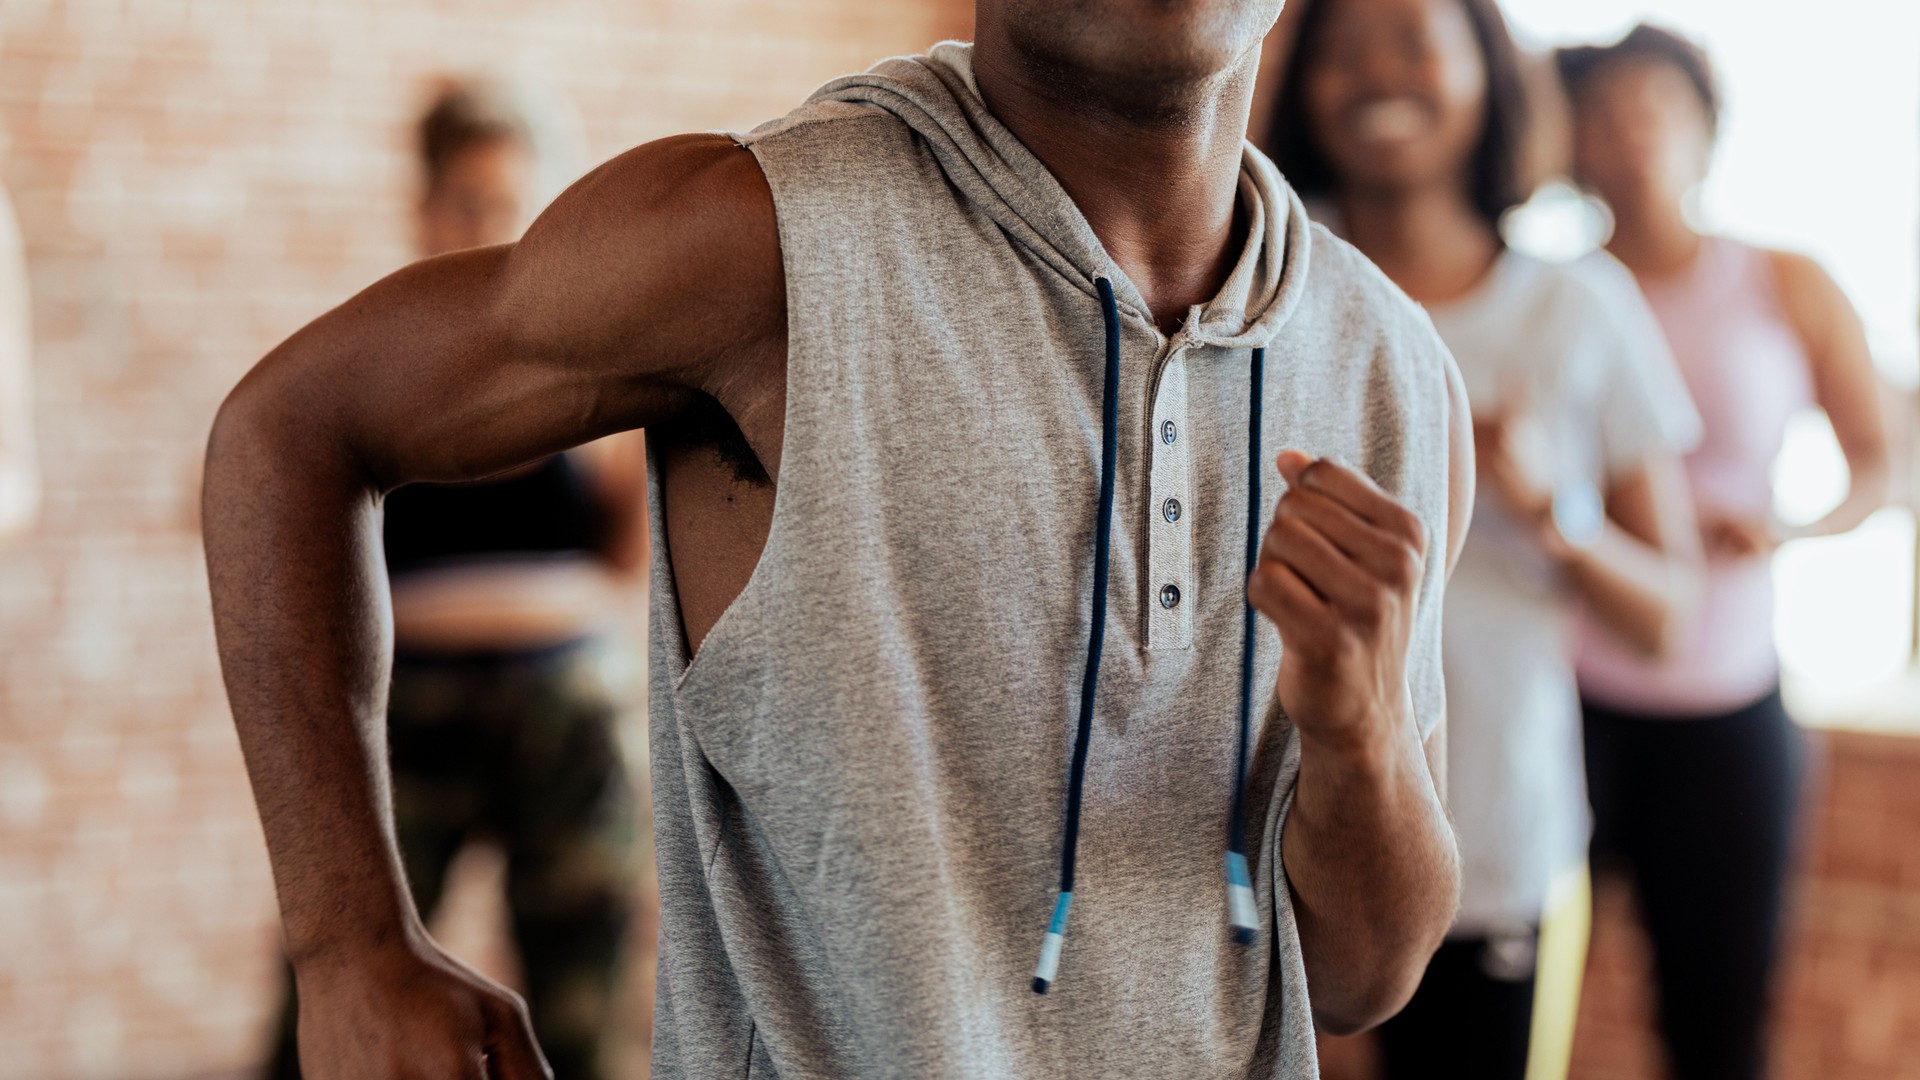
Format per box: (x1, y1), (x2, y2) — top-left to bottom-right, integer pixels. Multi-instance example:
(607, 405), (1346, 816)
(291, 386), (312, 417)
(1576, 237), (1814, 715)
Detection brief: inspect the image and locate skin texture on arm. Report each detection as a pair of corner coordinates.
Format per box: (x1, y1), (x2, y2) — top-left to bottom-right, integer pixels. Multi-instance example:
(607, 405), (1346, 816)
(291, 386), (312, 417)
(0, 186), (37, 539)
(1567, 459), (1701, 656)
(203, 134), (784, 1079)
(1759, 249), (1890, 546)
(1475, 397), (1702, 658)
(1271, 364), (1472, 1036)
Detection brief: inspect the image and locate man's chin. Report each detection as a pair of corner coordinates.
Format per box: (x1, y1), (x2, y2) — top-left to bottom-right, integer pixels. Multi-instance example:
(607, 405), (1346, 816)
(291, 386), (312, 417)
(992, 0), (1279, 87)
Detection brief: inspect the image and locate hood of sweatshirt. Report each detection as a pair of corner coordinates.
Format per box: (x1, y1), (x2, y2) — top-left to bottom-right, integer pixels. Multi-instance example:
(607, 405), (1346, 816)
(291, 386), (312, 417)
(783, 40), (1313, 351)
(741, 41), (1316, 992)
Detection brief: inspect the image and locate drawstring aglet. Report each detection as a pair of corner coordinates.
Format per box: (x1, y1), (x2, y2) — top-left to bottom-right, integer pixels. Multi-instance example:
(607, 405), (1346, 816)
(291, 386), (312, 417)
(1030, 891), (1073, 994)
(1226, 851), (1258, 945)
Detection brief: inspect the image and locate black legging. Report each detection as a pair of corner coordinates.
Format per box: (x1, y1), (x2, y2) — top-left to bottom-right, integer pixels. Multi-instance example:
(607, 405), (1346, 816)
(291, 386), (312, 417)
(1377, 931), (1539, 1080)
(1582, 687), (1806, 1080)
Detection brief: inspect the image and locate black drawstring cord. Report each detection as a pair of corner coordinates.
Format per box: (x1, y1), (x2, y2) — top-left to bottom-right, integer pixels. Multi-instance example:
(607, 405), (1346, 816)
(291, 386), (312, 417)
(1031, 286), (1264, 994)
(1227, 346), (1266, 945)
(1032, 277), (1123, 995)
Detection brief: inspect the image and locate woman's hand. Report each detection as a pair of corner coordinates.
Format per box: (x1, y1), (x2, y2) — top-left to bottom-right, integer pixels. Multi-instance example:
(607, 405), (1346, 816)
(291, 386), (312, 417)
(1701, 512), (1784, 561)
(1471, 392), (1555, 536)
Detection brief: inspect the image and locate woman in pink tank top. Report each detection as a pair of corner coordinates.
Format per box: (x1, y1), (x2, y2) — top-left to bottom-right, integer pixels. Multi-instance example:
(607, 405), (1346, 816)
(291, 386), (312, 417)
(1558, 26), (1890, 1080)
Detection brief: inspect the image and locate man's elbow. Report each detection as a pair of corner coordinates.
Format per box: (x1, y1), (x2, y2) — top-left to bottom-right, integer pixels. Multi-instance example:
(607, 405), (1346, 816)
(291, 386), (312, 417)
(209, 352), (293, 445)
(204, 372), (350, 547)
(205, 361), (356, 493)
(1310, 869), (1462, 1036)
(205, 376), (283, 501)
(1310, 938), (1443, 1036)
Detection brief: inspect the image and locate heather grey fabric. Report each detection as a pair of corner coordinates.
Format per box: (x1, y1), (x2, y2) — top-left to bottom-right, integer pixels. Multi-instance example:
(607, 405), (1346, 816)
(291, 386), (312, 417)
(644, 42), (1457, 1080)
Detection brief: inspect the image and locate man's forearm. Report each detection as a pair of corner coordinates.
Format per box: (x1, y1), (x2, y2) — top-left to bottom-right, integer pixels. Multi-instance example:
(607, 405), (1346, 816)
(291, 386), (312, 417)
(204, 385), (418, 966)
(1281, 701), (1459, 1035)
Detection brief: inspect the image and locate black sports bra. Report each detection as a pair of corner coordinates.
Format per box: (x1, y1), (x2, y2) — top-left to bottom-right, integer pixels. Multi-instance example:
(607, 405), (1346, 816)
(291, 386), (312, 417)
(382, 453), (605, 576)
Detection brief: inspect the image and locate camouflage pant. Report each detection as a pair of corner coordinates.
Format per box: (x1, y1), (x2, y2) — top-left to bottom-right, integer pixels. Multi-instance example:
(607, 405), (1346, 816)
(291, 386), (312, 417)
(268, 637), (640, 1080)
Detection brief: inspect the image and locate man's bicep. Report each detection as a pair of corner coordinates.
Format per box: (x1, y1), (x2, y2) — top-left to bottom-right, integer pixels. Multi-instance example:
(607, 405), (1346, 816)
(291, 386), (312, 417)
(236, 133), (783, 493)
(236, 245), (675, 496)
(500, 133), (785, 393)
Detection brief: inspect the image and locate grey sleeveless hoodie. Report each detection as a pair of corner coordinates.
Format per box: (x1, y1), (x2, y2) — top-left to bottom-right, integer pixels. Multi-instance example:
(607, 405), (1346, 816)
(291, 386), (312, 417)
(645, 43), (1455, 1080)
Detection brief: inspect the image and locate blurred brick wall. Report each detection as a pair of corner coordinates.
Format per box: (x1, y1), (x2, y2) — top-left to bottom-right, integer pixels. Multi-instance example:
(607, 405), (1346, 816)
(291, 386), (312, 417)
(0, 2), (967, 1078)
(1574, 729), (1920, 1080)
(1319, 727), (1920, 1080)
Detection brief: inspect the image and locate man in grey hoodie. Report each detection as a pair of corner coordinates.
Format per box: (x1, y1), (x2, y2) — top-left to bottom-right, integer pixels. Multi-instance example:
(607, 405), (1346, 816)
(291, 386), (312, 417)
(205, 3), (1473, 1078)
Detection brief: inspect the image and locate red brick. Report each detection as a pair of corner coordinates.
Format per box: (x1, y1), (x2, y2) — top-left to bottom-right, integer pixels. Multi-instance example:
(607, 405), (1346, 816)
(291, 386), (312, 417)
(1576, 732), (1920, 1077)
(0, 1), (967, 1074)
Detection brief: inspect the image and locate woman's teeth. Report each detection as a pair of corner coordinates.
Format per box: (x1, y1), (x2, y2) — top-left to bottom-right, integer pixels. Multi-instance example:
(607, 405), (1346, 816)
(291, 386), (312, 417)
(1351, 99), (1430, 142)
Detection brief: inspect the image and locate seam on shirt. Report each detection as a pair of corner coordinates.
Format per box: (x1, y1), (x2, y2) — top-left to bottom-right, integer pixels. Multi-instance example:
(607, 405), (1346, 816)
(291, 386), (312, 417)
(704, 828), (724, 876)
(742, 1020), (758, 1080)
(730, 106), (895, 151)
(704, 784), (733, 877)
(743, 108), (1139, 316)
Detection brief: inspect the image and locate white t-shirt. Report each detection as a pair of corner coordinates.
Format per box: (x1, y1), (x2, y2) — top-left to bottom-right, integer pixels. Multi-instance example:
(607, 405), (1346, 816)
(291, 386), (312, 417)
(1429, 249), (1700, 931)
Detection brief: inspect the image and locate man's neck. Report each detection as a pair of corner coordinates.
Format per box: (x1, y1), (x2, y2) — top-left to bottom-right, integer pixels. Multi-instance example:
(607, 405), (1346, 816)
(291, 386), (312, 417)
(1337, 186), (1500, 306)
(971, 41), (1259, 335)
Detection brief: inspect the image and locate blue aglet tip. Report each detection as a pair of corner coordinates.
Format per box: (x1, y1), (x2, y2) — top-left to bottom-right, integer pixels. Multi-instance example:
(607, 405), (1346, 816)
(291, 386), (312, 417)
(1030, 891), (1072, 994)
(1226, 851), (1258, 946)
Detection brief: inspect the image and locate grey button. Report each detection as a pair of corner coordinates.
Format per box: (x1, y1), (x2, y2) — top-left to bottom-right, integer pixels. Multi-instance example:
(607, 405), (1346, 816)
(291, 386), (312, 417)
(1161, 419), (1178, 445)
(1159, 583), (1181, 609)
(1162, 497), (1182, 523)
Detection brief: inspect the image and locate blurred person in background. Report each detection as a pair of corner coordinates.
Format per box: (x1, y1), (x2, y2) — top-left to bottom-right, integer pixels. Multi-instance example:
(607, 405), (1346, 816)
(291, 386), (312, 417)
(0, 181), (36, 539)
(1268, 0), (1703, 1075)
(265, 78), (650, 1080)
(1558, 26), (1890, 1080)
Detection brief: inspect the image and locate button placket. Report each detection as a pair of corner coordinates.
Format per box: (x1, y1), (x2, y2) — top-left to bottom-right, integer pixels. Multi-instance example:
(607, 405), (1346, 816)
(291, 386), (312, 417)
(1146, 352), (1195, 650)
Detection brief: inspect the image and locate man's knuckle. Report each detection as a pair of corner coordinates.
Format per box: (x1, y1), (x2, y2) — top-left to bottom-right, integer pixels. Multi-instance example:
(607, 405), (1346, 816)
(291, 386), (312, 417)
(1332, 627), (1365, 661)
(1388, 543), (1422, 588)
(1388, 504), (1422, 542)
(1351, 588), (1386, 625)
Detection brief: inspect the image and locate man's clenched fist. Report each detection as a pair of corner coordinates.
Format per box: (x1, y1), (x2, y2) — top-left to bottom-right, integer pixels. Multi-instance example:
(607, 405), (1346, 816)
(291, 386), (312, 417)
(1248, 450), (1427, 752)
(293, 935), (553, 1080)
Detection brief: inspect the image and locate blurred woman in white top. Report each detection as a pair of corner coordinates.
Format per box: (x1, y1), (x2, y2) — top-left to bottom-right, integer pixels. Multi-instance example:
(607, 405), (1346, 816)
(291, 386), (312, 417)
(1267, 0), (1703, 1075)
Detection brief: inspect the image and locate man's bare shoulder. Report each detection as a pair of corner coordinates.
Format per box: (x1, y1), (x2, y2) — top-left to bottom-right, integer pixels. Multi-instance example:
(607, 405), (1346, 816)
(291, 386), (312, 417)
(498, 133), (785, 382)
